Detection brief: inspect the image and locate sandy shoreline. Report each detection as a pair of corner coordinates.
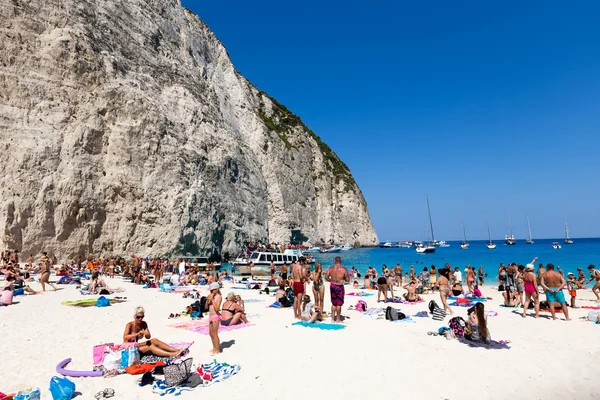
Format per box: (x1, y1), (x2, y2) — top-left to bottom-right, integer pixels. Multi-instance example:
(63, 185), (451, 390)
(1, 275), (599, 399)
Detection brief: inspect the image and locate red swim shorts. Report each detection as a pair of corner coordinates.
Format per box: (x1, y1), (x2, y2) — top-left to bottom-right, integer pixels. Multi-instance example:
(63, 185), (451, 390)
(293, 281), (304, 296)
(570, 289), (577, 297)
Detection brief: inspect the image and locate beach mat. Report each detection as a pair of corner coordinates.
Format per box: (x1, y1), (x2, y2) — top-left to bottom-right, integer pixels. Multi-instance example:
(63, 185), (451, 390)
(171, 320), (254, 335)
(457, 337), (511, 349)
(292, 321), (346, 330)
(61, 298), (127, 307)
(448, 297), (487, 302)
(139, 342), (193, 364)
(582, 306), (600, 310)
(346, 292), (374, 297)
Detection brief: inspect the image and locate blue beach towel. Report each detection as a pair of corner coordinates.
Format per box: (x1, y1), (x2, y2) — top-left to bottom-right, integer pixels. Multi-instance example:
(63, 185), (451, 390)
(393, 317), (415, 323)
(268, 302), (282, 308)
(292, 321), (346, 330)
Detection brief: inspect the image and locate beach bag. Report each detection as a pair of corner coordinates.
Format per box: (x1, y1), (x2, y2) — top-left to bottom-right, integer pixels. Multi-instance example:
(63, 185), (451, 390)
(1, 289), (13, 305)
(14, 388), (41, 400)
(102, 348), (122, 371)
(49, 376), (75, 400)
(429, 300), (446, 321)
(93, 343), (114, 366)
(96, 296), (110, 307)
(164, 357), (193, 387)
(356, 300), (367, 312)
(120, 343), (140, 368)
(385, 306), (406, 321)
(199, 296), (208, 312)
(448, 316), (467, 337)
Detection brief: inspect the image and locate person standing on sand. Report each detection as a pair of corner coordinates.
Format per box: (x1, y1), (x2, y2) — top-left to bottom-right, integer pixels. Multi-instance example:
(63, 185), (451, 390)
(206, 282), (222, 355)
(522, 265), (540, 318)
(377, 265), (388, 303)
(39, 257), (57, 292)
(395, 263), (403, 286)
(291, 260), (305, 319)
(586, 265), (600, 301)
(435, 268), (453, 315)
(270, 261), (276, 280)
(325, 256), (349, 323)
(311, 262), (325, 312)
(577, 268), (586, 288)
(540, 264), (570, 321)
(537, 263), (546, 289)
(478, 266), (485, 286)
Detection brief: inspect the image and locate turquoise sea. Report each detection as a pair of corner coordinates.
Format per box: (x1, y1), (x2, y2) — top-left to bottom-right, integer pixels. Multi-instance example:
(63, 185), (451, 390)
(305, 238), (600, 284)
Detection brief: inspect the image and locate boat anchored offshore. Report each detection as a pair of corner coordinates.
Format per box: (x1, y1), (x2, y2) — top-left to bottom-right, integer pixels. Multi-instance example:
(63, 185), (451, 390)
(504, 214), (516, 245)
(460, 218), (469, 249)
(339, 243), (353, 251)
(232, 249), (313, 276)
(553, 242), (562, 249)
(416, 196), (436, 254)
(525, 214), (534, 244)
(486, 221), (496, 249)
(564, 219), (574, 244)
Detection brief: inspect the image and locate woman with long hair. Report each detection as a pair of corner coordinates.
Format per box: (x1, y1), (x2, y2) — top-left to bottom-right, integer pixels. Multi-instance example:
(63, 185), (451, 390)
(123, 306), (184, 357)
(522, 265), (540, 318)
(311, 262), (325, 312)
(206, 282), (222, 355)
(465, 302), (491, 344)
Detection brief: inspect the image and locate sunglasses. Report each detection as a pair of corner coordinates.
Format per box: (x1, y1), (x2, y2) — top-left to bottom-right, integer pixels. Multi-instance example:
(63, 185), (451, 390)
(135, 315), (144, 319)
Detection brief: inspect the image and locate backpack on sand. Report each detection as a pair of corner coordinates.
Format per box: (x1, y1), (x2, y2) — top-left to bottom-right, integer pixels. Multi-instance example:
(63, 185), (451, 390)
(385, 306), (406, 321)
(448, 316), (467, 337)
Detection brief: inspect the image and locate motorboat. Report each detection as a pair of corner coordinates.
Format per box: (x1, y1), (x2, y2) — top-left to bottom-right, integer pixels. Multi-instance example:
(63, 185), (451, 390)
(232, 249), (313, 276)
(320, 245), (341, 253)
(416, 243), (436, 253)
(379, 241), (394, 248)
(179, 256), (222, 271)
(302, 246), (321, 253)
(339, 243), (353, 251)
(435, 240), (450, 247)
(564, 219), (574, 244)
(553, 242), (562, 249)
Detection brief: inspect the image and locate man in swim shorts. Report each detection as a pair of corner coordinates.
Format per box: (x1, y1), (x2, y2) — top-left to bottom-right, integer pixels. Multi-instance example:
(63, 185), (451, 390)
(291, 260), (305, 319)
(325, 256), (349, 323)
(540, 264), (570, 321)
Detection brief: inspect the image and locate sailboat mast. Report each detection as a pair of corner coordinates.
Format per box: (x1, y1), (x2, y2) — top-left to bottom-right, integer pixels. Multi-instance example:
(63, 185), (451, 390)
(426, 196), (435, 243)
(565, 218), (570, 239)
(527, 214), (532, 240)
(487, 221), (492, 243)
(462, 218), (467, 242)
(508, 214), (513, 237)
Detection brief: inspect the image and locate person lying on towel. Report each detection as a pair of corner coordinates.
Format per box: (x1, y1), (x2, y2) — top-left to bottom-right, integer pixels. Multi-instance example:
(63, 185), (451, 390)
(123, 306), (185, 357)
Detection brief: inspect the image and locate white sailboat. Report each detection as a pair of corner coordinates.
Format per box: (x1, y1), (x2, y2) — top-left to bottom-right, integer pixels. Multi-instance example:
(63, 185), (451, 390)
(416, 196), (436, 254)
(486, 221), (496, 249)
(504, 214), (516, 245)
(525, 214), (534, 244)
(564, 218), (573, 244)
(460, 218), (469, 249)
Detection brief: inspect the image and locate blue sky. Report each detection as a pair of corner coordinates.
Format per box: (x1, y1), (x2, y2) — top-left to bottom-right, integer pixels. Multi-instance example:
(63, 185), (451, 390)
(182, 0), (600, 241)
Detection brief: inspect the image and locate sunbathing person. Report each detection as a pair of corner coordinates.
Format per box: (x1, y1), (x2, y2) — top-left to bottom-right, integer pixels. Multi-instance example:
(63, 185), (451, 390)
(503, 286), (521, 307)
(300, 294), (322, 323)
(220, 292), (248, 326)
(451, 281), (464, 297)
(465, 303), (491, 344)
(89, 272), (124, 294)
(403, 279), (422, 302)
(123, 306), (183, 357)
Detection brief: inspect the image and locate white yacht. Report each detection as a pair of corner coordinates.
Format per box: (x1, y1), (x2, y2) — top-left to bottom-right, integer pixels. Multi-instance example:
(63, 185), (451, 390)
(232, 249), (313, 276)
(486, 221), (496, 249)
(553, 242), (562, 249)
(460, 218), (469, 249)
(320, 245), (341, 253)
(339, 243), (353, 251)
(564, 219), (574, 244)
(379, 241), (394, 248)
(416, 196), (436, 254)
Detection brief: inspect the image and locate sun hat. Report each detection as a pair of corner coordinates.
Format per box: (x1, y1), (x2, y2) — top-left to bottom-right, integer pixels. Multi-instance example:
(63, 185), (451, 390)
(209, 282), (220, 291)
(525, 265), (534, 271)
(567, 272), (574, 276)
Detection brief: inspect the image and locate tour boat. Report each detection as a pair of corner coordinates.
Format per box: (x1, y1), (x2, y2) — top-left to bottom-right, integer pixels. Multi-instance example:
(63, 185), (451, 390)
(232, 249), (313, 276)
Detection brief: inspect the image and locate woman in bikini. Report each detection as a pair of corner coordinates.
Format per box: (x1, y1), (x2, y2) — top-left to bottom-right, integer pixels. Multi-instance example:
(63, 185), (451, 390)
(206, 282), (222, 355)
(466, 267), (475, 293)
(220, 292), (248, 326)
(377, 265), (388, 303)
(522, 266), (540, 318)
(429, 266), (437, 292)
(39, 259), (57, 292)
(311, 262), (325, 312)
(451, 281), (464, 296)
(435, 268), (453, 315)
(123, 306), (183, 357)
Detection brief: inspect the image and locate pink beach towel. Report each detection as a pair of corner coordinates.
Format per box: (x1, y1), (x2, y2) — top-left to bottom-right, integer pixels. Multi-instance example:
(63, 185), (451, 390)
(582, 306), (600, 310)
(171, 320), (254, 335)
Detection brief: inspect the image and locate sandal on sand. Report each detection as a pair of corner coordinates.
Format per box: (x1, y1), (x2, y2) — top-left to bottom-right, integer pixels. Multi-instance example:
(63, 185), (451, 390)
(427, 331), (439, 336)
(94, 388), (115, 399)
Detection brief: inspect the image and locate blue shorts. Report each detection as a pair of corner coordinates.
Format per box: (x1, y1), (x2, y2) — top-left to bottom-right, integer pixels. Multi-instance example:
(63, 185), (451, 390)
(546, 288), (566, 304)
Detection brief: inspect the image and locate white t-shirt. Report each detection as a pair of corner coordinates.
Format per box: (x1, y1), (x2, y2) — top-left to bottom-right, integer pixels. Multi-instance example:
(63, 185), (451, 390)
(170, 274), (180, 286)
(454, 271), (463, 282)
(301, 302), (314, 318)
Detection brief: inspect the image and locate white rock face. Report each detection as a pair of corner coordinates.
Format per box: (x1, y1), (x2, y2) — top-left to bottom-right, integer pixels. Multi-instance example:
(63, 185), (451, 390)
(0, 0), (378, 259)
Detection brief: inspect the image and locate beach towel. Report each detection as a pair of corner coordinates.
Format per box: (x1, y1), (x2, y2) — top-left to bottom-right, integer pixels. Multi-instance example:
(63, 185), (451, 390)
(449, 296), (487, 302)
(171, 320), (254, 335)
(485, 311), (498, 317)
(449, 301), (474, 307)
(413, 311), (429, 318)
(197, 360), (241, 387)
(241, 299), (265, 303)
(457, 337), (511, 349)
(581, 306), (600, 310)
(292, 321), (346, 330)
(61, 299), (127, 307)
(364, 307), (384, 317)
(346, 292), (373, 297)
(268, 302), (283, 308)
(151, 380), (196, 396)
(395, 297), (425, 304)
(392, 317), (415, 323)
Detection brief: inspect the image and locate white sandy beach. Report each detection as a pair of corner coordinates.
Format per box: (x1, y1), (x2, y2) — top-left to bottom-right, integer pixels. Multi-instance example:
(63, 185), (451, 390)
(1, 275), (599, 400)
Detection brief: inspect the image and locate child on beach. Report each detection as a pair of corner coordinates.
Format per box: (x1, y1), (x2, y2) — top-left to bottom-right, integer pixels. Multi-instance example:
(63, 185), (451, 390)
(566, 272), (578, 308)
(300, 294), (321, 323)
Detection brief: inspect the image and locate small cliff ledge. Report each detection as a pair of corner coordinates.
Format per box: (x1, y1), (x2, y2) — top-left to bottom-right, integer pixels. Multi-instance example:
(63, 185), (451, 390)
(0, 0), (378, 258)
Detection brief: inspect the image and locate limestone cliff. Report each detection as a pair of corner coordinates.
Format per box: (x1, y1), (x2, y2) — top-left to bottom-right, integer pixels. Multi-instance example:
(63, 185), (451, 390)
(0, 0), (378, 258)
